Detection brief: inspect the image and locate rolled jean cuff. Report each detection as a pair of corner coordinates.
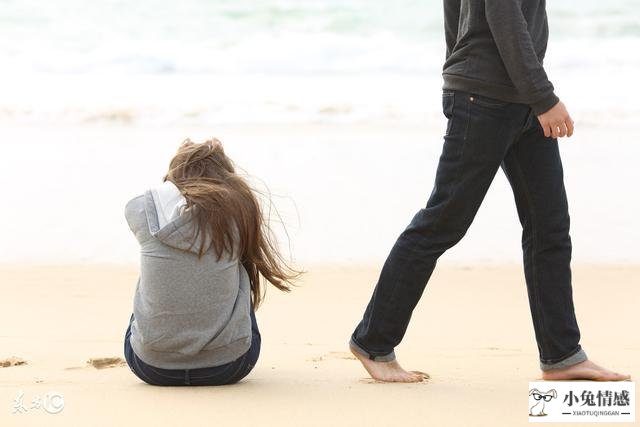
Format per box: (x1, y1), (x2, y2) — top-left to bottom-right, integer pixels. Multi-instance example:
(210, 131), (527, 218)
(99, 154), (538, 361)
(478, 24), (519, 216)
(349, 337), (396, 363)
(540, 346), (587, 371)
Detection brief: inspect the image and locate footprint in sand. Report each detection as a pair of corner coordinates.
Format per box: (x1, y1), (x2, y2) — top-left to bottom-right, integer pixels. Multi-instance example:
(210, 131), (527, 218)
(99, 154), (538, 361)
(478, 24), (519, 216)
(66, 357), (127, 370)
(0, 357), (27, 368)
(65, 357), (126, 370)
(87, 357), (127, 369)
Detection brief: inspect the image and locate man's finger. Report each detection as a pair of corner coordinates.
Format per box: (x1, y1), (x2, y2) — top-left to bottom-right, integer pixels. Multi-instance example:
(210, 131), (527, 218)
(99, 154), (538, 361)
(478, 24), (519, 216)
(566, 118), (575, 137)
(558, 122), (567, 138)
(539, 120), (551, 137)
(551, 122), (560, 139)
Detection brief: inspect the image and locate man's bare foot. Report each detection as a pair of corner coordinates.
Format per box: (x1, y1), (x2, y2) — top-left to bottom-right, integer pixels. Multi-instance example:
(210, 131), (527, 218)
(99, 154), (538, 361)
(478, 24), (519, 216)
(542, 359), (631, 381)
(349, 345), (428, 383)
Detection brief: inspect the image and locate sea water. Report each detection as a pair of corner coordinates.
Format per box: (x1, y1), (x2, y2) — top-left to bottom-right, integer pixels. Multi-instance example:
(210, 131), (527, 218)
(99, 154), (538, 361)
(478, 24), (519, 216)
(1, 0), (639, 126)
(0, 0), (638, 265)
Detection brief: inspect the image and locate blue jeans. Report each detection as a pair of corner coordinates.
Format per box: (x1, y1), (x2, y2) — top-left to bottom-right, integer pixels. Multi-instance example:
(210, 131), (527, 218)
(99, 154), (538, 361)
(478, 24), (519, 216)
(351, 90), (587, 371)
(124, 311), (261, 386)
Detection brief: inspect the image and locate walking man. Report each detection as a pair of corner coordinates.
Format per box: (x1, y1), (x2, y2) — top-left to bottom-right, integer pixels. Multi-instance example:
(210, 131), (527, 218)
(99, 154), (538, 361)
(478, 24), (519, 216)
(349, 0), (631, 382)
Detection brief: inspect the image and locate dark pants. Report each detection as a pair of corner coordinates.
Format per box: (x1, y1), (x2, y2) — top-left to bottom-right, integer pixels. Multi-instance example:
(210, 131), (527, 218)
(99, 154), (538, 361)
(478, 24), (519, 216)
(124, 311), (261, 386)
(351, 90), (585, 370)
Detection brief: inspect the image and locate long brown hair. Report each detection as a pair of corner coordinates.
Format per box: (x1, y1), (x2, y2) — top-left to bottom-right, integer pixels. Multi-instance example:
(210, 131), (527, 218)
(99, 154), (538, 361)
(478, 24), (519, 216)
(164, 138), (299, 308)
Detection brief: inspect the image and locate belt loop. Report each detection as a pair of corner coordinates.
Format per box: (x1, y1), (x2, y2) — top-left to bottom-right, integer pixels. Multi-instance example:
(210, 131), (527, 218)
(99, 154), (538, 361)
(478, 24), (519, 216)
(184, 369), (191, 385)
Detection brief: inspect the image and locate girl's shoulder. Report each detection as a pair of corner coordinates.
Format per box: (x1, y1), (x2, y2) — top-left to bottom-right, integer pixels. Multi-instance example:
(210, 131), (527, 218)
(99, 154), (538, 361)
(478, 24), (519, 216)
(124, 193), (147, 235)
(125, 193), (145, 210)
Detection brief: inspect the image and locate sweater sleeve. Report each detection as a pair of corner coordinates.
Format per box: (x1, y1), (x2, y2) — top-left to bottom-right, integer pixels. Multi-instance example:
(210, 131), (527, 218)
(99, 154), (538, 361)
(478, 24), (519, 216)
(444, 0), (461, 60)
(484, 0), (559, 115)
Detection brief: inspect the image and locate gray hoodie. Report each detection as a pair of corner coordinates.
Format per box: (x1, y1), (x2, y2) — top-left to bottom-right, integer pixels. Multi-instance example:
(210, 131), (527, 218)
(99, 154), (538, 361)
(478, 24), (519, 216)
(124, 181), (252, 370)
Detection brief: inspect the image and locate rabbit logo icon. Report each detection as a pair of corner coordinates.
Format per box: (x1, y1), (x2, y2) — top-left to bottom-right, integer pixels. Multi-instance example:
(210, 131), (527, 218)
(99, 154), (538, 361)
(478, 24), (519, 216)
(529, 388), (557, 417)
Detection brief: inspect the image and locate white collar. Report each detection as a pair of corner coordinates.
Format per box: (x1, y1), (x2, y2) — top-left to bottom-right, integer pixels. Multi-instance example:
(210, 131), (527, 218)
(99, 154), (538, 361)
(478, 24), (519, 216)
(150, 181), (187, 229)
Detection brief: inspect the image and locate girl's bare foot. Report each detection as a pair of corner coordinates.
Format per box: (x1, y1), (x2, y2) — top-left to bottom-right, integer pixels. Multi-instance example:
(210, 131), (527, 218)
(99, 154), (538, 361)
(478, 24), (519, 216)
(349, 345), (428, 383)
(542, 360), (631, 381)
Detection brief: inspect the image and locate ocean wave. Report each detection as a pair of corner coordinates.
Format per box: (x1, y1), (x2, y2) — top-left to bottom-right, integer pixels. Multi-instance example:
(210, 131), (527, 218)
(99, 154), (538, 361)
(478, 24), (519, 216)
(1, 1), (638, 127)
(1, 0), (639, 76)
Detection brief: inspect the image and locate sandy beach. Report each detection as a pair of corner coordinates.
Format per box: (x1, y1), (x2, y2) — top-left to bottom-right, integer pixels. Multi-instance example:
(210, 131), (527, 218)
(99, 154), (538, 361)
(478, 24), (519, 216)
(1, 2), (639, 425)
(1, 263), (637, 426)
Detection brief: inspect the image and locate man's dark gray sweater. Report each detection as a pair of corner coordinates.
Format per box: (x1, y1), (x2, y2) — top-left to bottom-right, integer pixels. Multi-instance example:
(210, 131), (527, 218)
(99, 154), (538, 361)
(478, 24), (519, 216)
(443, 0), (559, 115)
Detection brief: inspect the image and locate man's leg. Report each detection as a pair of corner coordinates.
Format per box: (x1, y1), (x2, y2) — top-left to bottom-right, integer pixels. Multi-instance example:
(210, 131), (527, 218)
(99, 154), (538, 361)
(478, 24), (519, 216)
(502, 114), (630, 381)
(350, 92), (530, 381)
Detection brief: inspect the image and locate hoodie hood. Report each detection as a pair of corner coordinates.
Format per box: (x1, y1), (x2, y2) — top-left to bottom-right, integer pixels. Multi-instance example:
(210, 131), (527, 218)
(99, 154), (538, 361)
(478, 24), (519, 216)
(144, 180), (211, 253)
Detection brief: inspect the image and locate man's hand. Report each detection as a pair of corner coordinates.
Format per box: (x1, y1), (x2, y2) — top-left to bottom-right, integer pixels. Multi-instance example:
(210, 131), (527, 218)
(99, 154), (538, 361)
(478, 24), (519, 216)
(536, 101), (574, 138)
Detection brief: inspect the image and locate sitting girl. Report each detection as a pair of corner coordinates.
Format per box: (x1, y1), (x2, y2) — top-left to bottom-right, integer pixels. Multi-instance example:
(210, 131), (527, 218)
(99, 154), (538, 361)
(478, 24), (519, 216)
(123, 138), (297, 386)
